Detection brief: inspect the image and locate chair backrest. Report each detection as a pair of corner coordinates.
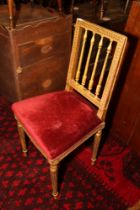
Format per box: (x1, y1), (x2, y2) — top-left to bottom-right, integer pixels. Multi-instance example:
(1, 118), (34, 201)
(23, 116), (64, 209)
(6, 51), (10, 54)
(66, 18), (127, 120)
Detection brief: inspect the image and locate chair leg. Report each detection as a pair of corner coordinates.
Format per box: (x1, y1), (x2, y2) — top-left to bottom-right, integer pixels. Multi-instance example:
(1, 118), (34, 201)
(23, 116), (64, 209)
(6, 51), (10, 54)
(57, 0), (62, 13)
(17, 121), (27, 157)
(91, 130), (102, 165)
(99, 0), (104, 19)
(70, 0), (74, 13)
(50, 163), (59, 199)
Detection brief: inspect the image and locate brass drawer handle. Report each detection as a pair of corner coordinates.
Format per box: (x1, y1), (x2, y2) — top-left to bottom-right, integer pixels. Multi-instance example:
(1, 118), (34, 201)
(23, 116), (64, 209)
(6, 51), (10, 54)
(41, 45), (52, 54)
(16, 66), (22, 74)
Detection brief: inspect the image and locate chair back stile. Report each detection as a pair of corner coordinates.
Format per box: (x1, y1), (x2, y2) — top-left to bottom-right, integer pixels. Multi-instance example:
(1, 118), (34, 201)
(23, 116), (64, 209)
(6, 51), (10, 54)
(66, 19), (127, 120)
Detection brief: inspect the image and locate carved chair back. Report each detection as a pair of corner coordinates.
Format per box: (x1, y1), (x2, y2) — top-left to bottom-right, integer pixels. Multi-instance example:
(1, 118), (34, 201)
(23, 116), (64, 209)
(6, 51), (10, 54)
(66, 19), (127, 120)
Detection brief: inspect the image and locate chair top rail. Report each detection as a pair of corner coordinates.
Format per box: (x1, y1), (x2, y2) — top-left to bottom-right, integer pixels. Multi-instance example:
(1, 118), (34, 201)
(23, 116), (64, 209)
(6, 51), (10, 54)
(76, 18), (127, 43)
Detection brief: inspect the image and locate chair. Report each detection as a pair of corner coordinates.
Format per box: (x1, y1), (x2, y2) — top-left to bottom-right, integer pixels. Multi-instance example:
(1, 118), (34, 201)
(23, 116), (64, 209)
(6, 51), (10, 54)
(12, 19), (127, 199)
(48, 0), (75, 14)
(48, 0), (63, 13)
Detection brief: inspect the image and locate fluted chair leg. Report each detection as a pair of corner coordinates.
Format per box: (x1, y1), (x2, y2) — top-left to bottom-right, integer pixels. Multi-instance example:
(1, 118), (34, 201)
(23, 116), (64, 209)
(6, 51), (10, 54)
(17, 121), (28, 157)
(50, 163), (59, 199)
(91, 130), (102, 165)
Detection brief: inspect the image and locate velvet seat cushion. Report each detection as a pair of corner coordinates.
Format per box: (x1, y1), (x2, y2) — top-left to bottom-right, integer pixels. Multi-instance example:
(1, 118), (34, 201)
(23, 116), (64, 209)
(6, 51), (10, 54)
(12, 90), (102, 160)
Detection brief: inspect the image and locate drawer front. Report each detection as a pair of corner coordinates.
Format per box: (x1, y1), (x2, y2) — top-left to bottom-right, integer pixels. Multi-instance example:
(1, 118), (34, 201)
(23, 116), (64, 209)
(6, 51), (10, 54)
(18, 31), (70, 67)
(18, 53), (69, 99)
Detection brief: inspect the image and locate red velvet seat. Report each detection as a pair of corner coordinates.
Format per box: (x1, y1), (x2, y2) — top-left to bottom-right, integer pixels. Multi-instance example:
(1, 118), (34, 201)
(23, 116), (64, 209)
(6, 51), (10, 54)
(12, 90), (102, 160)
(12, 19), (127, 199)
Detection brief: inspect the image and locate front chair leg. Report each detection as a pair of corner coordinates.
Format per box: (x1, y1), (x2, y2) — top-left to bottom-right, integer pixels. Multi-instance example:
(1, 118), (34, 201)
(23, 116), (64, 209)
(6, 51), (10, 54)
(50, 163), (59, 199)
(17, 121), (27, 157)
(91, 130), (102, 165)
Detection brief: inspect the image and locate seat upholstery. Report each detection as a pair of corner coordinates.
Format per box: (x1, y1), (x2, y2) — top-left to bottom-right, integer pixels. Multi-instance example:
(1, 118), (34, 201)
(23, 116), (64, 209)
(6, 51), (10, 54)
(12, 90), (102, 160)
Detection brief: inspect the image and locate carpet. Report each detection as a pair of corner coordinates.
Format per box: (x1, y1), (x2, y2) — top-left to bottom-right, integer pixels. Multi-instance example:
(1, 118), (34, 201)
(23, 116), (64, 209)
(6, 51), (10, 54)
(0, 97), (140, 210)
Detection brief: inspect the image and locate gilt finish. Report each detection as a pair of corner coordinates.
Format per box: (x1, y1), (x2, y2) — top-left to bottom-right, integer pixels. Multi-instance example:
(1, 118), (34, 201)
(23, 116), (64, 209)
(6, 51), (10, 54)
(91, 130), (102, 165)
(17, 120), (28, 157)
(49, 163), (59, 199)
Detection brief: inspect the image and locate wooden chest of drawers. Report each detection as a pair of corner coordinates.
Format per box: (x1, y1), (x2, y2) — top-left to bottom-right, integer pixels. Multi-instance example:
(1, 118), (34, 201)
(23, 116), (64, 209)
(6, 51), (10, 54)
(0, 5), (72, 102)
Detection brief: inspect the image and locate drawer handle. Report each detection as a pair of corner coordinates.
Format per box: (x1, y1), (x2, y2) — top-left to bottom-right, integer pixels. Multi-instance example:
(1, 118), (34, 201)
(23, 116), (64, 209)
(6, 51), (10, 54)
(41, 45), (52, 54)
(16, 66), (22, 74)
(42, 79), (52, 88)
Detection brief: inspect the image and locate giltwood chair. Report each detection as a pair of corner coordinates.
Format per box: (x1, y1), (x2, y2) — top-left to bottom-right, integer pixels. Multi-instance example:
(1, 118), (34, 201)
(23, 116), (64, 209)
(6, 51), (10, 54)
(48, 0), (74, 13)
(12, 19), (127, 199)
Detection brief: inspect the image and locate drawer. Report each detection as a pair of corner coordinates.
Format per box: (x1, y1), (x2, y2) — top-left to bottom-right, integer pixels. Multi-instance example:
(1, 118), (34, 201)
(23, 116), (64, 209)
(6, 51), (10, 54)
(17, 53), (69, 99)
(18, 31), (70, 67)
